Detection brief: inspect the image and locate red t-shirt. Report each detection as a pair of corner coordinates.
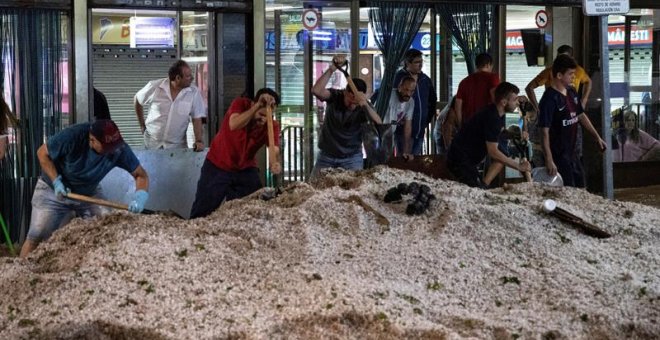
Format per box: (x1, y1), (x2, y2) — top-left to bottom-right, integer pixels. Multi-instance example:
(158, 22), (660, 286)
(456, 71), (501, 123)
(206, 97), (281, 172)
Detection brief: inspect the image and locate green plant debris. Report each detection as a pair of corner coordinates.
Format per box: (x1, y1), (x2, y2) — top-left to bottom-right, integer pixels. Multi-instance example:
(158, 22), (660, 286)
(555, 231), (571, 244)
(495, 300), (502, 307)
(512, 333), (520, 339)
(118, 296), (138, 308)
(580, 314), (589, 322)
(145, 284), (155, 294)
(312, 273), (322, 281)
(459, 262), (466, 268)
(623, 210), (634, 218)
(329, 220), (340, 230)
(413, 307), (423, 315)
(195, 244), (205, 251)
(513, 238), (522, 245)
(17, 319), (35, 327)
(7, 305), (19, 321)
(375, 312), (388, 321)
(586, 259), (598, 265)
(500, 276), (521, 285)
(638, 287), (647, 298)
(28, 277), (40, 287)
(175, 249), (188, 258)
(398, 293), (420, 304)
(622, 228), (633, 235)
(427, 281), (443, 291)
(325, 303), (334, 309)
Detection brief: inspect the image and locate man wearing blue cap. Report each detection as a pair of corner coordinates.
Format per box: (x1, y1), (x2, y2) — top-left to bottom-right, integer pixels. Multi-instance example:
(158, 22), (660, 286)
(20, 119), (149, 257)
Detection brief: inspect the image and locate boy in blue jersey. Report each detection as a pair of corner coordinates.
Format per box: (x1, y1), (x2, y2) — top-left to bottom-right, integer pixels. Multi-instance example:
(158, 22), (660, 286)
(20, 120), (150, 257)
(539, 55), (606, 188)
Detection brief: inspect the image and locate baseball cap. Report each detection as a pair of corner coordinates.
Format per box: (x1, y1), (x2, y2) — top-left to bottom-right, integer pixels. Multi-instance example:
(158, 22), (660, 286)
(90, 119), (125, 153)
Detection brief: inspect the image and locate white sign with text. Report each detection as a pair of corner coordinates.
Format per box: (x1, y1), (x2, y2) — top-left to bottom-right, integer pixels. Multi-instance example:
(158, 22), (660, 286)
(583, 0), (630, 16)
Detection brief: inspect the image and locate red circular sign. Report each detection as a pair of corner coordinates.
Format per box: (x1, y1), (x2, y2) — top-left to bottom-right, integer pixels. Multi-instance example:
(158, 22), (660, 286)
(535, 10), (549, 29)
(302, 9), (320, 31)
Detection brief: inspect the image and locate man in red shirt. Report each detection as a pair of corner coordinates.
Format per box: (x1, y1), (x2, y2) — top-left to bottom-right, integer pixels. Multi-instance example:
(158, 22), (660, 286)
(455, 53), (501, 128)
(190, 88), (281, 219)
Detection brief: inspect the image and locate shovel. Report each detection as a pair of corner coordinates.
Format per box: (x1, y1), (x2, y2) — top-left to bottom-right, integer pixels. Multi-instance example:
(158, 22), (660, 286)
(504, 125), (533, 182)
(66, 192), (184, 219)
(260, 104), (282, 201)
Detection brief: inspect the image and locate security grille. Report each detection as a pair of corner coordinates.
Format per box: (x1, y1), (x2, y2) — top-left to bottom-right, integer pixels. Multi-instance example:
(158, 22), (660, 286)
(92, 45), (177, 147)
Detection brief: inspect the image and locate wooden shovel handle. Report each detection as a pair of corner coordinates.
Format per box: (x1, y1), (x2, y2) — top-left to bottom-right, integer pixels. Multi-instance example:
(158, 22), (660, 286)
(344, 75), (360, 96)
(66, 192), (129, 211)
(266, 105), (275, 159)
(522, 157), (532, 183)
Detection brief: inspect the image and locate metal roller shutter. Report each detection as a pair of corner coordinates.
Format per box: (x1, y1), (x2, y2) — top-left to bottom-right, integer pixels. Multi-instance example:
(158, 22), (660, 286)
(92, 45), (177, 147)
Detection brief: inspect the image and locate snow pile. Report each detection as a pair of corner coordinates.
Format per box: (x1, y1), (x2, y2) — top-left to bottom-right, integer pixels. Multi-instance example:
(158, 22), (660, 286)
(0, 167), (658, 339)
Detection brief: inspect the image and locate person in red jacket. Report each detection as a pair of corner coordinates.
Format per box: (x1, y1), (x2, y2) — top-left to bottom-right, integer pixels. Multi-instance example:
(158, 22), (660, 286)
(190, 88), (281, 219)
(455, 53), (501, 128)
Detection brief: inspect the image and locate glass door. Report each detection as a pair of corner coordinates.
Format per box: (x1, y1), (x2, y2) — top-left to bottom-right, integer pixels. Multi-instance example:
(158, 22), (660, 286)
(181, 11), (210, 145)
(609, 9), (660, 163)
(266, 2), (354, 182)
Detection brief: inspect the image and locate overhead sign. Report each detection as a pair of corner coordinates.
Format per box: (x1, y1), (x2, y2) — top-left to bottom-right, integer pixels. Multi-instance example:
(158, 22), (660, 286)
(583, 0), (630, 16)
(302, 9), (320, 31)
(535, 10), (548, 29)
(129, 17), (175, 48)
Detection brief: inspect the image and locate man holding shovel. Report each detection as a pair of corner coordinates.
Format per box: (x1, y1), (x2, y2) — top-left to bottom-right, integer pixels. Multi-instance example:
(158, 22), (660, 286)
(447, 82), (532, 188)
(189, 88), (281, 219)
(20, 120), (149, 257)
(310, 55), (382, 178)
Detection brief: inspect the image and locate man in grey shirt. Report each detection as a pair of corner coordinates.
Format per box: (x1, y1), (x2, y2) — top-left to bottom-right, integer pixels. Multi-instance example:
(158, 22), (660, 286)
(311, 55), (382, 178)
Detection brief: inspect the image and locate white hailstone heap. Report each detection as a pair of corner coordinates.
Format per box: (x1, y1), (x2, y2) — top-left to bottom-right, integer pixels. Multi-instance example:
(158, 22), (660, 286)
(0, 167), (658, 339)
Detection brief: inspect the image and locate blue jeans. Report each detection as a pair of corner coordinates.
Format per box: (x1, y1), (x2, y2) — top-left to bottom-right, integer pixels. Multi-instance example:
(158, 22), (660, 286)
(311, 151), (363, 179)
(27, 179), (105, 242)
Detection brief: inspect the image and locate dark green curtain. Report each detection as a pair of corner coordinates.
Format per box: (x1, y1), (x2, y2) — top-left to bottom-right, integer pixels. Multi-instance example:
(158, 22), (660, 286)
(0, 8), (64, 244)
(368, 1), (428, 118)
(436, 3), (494, 74)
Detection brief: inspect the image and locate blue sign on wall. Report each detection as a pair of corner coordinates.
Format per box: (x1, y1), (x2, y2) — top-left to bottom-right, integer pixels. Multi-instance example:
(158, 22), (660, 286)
(265, 29), (440, 52)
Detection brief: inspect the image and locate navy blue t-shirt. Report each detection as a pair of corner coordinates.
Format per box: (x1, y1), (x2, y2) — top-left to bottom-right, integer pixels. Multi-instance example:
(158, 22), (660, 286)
(318, 89), (368, 157)
(450, 104), (504, 165)
(41, 123), (140, 196)
(538, 87), (583, 161)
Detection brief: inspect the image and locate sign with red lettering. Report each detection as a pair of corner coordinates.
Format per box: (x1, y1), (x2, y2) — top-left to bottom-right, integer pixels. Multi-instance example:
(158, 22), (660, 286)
(505, 25), (652, 51)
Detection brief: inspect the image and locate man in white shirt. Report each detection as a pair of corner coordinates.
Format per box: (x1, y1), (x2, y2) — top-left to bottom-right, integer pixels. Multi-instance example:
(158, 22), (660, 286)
(134, 60), (207, 150)
(383, 76), (416, 159)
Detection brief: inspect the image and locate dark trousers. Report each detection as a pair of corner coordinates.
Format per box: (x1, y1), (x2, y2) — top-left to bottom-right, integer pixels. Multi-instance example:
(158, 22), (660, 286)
(447, 147), (484, 188)
(190, 160), (262, 219)
(554, 153), (585, 188)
